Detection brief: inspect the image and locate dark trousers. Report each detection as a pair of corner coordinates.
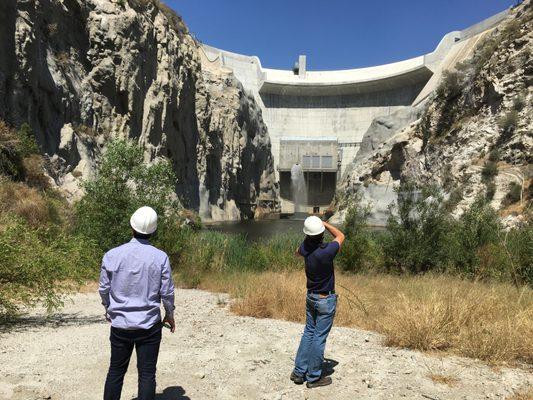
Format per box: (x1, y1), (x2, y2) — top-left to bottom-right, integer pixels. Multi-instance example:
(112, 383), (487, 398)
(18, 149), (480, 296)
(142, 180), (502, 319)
(104, 323), (162, 400)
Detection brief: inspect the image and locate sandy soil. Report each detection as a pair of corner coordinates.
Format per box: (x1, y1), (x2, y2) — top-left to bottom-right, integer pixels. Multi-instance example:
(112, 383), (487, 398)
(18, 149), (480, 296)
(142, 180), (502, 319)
(0, 289), (531, 400)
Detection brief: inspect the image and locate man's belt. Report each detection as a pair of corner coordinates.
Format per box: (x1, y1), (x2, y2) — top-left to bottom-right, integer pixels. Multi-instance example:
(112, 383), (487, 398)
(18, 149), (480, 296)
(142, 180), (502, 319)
(308, 290), (335, 296)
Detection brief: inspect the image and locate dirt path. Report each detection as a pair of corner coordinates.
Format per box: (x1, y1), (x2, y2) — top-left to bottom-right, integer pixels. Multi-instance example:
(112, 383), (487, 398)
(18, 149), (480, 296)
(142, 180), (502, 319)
(0, 289), (531, 400)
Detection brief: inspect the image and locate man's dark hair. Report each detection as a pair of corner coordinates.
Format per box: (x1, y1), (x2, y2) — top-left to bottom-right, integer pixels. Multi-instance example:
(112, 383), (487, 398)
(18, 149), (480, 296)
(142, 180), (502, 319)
(305, 233), (324, 246)
(133, 230), (152, 240)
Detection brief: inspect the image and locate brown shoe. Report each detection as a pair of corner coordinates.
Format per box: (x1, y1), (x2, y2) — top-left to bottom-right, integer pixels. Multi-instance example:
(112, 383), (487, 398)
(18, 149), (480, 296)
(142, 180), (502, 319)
(306, 376), (332, 388)
(290, 372), (304, 384)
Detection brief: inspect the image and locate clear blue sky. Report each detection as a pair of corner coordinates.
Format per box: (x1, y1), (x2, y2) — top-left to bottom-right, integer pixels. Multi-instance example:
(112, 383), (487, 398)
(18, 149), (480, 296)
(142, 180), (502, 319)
(169, 0), (515, 70)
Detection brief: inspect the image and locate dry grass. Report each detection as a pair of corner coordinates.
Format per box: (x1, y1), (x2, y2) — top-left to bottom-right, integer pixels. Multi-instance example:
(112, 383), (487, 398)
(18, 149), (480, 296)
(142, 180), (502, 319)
(506, 388), (533, 400)
(427, 373), (459, 386)
(22, 154), (50, 190)
(197, 271), (533, 365)
(0, 178), (51, 225)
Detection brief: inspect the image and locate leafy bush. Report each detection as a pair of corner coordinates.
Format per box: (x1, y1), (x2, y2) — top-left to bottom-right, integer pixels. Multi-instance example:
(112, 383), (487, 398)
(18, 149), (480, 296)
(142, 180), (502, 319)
(505, 221), (533, 286)
(481, 161), (498, 183)
(513, 95), (526, 111)
(16, 123), (39, 157)
(488, 149), (500, 162)
(129, 0), (189, 36)
(485, 181), (496, 201)
(74, 139), (180, 252)
(435, 71), (462, 101)
(0, 122), (25, 180)
(498, 110), (519, 133)
(1, 121), (46, 187)
(444, 186), (463, 212)
(503, 181), (522, 206)
(339, 196), (383, 272)
(383, 183), (458, 274)
(0, 214), (99, 320)
(453, 197), (502, 278)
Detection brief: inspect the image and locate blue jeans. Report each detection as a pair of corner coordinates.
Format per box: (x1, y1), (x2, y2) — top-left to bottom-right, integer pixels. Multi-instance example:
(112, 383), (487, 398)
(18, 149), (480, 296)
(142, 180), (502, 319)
(293, 293), (337, 382)
(104, 323), (162, 400)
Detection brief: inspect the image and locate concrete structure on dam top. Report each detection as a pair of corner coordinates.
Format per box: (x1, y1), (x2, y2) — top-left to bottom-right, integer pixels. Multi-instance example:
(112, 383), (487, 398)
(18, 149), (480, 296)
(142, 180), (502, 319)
(199, 9), (509, 213)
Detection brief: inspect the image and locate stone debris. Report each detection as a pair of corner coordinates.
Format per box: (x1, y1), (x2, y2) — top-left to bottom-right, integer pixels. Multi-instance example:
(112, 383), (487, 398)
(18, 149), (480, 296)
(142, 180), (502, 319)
(0, 290), (530, 399)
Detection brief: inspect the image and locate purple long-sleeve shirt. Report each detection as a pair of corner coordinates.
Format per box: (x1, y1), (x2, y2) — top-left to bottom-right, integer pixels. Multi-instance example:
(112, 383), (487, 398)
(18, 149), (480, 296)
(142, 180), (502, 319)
(98, 238), (175, 330)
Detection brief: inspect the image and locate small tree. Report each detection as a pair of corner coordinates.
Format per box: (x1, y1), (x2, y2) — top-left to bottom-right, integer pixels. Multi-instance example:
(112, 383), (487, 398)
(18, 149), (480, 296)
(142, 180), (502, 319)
(338, 192), (383, 272)
(454, 196), (501, 277)
(75, 140), (179, 252)
(384, 182), (458, 274)
(16, 123), (39, 157)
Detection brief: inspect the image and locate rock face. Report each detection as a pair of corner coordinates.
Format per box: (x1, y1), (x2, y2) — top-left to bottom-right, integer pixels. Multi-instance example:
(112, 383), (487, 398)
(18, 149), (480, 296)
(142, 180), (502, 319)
(335, 1), (532, 226)
(0, 0), (279, 220)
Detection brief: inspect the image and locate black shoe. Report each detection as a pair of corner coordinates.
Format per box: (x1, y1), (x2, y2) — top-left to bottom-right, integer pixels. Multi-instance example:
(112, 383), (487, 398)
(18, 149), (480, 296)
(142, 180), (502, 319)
(290, 372), (304, 384)
(306, 376), (332, 388)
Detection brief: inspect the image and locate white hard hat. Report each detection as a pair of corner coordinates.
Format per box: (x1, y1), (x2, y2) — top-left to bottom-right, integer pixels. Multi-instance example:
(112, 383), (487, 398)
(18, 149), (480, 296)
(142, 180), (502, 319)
(303, 216), (325, 236)
(130, 206), (158, 235)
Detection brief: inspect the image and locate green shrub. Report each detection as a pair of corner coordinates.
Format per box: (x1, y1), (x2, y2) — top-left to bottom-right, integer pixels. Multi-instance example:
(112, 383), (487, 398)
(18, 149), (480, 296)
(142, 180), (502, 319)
(16, 123), (39, 157)
(505, 221), (533, 286)
(488, 149), (500, 162)
(513, 95), (526, 112)
(383, 183), (459, 274)
(498, 110), (519, 133)
(0, 214), (99, 320)
(74, 139), (180, 252)
(339, 196), (383, 273)
(485, 181), (496, 201)
(503, 181), (522, 206)
(453, 197), (502, 278)
(435, 71), (462, 101)
(481, 161), (498, 183)
(444, 186), (463, 212)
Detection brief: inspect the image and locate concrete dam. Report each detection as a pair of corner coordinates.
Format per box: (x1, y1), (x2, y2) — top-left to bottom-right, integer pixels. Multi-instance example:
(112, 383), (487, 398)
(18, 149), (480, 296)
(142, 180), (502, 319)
(200, 10), (509, 214)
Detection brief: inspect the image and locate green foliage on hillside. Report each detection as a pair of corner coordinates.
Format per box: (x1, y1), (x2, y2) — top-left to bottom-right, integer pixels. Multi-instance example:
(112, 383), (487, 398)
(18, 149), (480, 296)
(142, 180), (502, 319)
(337, 193), (383, 273)
(0, 214), (99, 318)
(336, 185), (531, 285)
(422, 7), (531, 144)
(74, 139), (180, 252)
(0, 121), (101, 320)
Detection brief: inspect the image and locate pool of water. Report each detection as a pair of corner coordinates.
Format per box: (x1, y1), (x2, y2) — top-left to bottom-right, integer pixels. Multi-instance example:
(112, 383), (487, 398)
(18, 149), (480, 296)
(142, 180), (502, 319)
(205, 219), (306, 241)
(205, 218), (385, 241)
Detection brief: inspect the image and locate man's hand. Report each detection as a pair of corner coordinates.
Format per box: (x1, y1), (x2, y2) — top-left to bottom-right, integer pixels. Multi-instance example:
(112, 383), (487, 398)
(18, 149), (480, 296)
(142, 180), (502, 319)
(104, 311), (111, 323)
(323, 221), (345, 247)
(163, 315), (175, 333)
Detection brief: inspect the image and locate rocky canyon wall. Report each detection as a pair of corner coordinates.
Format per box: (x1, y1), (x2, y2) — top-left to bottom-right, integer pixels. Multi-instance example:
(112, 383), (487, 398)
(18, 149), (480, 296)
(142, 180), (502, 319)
(335, 1), (532, 227)
(0, 0), (279, 220)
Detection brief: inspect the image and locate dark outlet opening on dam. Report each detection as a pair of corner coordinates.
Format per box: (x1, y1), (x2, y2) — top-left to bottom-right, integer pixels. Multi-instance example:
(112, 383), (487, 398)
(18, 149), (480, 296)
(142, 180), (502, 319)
(278, 137), (339, 213)
(280, 171), (337, 208)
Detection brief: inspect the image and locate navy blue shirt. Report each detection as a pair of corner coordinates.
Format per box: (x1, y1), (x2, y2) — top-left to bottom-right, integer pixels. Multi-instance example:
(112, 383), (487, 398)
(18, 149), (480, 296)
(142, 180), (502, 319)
(299, 240), (340, 293)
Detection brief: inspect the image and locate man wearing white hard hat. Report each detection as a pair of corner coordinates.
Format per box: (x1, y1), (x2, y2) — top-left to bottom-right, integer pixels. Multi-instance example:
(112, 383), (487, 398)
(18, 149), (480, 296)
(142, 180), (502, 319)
(99, 206), (176, 400)
(290, 216), (345, 388)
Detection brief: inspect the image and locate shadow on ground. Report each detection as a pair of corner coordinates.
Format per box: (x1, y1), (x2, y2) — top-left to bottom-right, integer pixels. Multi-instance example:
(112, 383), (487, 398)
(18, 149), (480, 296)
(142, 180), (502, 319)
(0, 313), (105, 333)
(132, 386), (190, 400)
(323, 358), (339, 377)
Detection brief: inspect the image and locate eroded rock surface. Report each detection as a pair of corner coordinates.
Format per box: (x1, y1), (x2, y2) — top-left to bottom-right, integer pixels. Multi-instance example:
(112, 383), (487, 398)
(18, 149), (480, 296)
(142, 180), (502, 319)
(335, 1), (532, 226)
(0, 0), (279, 219)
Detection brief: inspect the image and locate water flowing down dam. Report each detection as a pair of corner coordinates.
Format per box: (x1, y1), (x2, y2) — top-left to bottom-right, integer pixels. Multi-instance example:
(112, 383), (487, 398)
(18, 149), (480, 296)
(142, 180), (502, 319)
(290, 162), (307, 215)
(199, 10), (509, 215)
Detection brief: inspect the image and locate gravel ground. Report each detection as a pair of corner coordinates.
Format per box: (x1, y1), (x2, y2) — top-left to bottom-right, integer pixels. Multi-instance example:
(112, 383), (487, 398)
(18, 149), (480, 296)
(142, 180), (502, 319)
(0, 289), (531, 400)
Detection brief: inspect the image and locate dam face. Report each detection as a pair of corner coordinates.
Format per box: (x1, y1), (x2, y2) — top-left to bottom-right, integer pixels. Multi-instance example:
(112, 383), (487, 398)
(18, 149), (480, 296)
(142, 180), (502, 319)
(200, 10), (509, 213)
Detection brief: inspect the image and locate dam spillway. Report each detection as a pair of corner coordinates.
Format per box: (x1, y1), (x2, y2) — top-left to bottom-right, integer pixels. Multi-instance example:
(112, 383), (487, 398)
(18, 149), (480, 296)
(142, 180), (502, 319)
(199, 9), (509, 213)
